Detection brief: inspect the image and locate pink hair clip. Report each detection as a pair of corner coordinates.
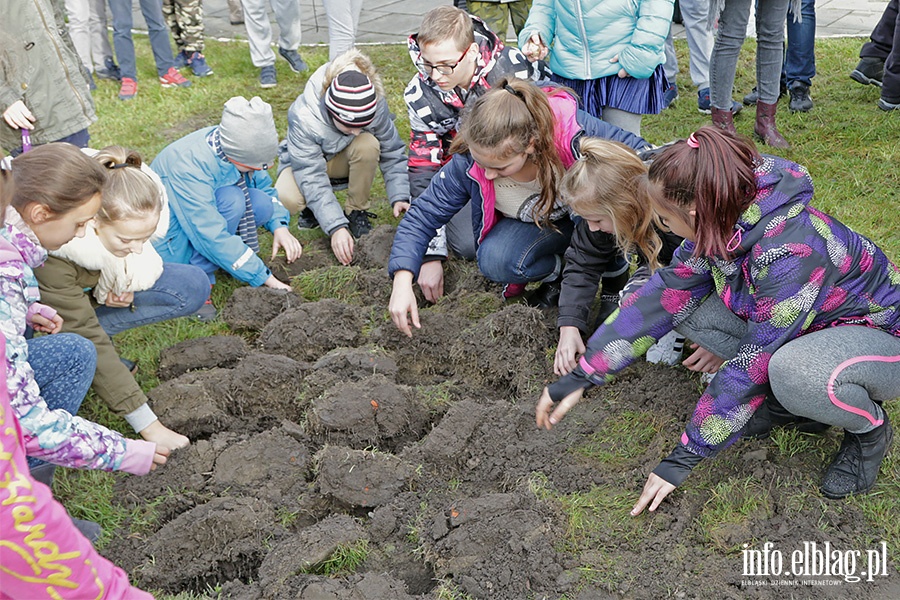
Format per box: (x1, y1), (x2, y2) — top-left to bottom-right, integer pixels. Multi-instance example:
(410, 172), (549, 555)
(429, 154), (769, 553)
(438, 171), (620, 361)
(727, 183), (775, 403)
(726, 227), (743, 252)
(686, 133), (700, 149)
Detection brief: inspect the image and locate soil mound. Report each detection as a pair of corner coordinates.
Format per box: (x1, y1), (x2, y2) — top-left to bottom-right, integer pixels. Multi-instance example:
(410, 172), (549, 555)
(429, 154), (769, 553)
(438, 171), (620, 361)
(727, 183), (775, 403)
(158, 335), (249, 380)
(222, 286), (306, 332)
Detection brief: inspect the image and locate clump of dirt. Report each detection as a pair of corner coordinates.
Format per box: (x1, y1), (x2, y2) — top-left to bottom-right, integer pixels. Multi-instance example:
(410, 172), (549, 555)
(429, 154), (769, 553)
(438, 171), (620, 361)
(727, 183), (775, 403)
(259, 299), (367, 361)
(157, 335), (249, 380)
(268, 237), (338, 281)
(352, 224), (395, 270)
(314, 445), (418, 508)
(225, 352), (310, 424)
(306, 375), (431, 452)
(222, 287), (306, 332)
(147, 371), (235, 438)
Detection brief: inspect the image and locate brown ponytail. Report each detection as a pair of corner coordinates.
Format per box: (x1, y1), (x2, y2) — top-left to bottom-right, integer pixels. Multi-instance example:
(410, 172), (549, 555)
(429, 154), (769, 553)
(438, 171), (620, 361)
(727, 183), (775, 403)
(11, 143), (107, 216)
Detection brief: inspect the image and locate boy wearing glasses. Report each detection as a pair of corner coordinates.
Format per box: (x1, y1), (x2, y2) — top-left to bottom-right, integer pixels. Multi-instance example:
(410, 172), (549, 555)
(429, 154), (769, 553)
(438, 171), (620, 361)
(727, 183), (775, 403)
(402, 6), (549, 303)
(151, 96), (301, 291)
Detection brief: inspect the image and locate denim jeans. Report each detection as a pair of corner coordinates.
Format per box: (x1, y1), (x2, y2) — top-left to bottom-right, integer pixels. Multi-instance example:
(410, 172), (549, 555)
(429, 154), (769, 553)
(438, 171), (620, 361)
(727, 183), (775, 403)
(476, 216), (574, 284)
(108, 0), (176, 79)
(710, 0), (790, 108)
(26, 334), (97, 469)
(189, 185), (275, 282)
(783, 0), (817, 87)
(94, 263), (211, 336)
(861, 0), (900, 101)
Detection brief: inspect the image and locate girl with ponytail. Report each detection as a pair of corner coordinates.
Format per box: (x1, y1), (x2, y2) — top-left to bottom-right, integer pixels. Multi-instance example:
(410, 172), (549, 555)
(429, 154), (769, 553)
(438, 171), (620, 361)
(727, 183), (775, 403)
(538, 126), (900, 511)
(388, 78), (650, 336)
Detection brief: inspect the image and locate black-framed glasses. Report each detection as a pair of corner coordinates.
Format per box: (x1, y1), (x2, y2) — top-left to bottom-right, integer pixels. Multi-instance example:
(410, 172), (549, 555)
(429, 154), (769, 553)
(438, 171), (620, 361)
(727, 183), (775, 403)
(415, 47), (470, 77)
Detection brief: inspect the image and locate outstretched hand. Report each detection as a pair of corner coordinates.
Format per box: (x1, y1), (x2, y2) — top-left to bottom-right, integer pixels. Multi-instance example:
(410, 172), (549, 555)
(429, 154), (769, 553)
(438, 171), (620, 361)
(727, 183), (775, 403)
(535, 386), (584, 430)
(393, 201), (410, 218)
(389, 271), (420, 337)
(272, 226), (302, 263)
(631, 473), (677, 516)
(149, 445), (171, 471)
(554, 326), (585, 375)
(331, 227), (355, 266)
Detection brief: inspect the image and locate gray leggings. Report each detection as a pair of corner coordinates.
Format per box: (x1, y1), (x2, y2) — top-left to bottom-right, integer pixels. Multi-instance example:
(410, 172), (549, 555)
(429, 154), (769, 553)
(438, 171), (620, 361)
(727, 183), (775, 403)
(677, 298), (900, 434)
(709, 0), (790, 108)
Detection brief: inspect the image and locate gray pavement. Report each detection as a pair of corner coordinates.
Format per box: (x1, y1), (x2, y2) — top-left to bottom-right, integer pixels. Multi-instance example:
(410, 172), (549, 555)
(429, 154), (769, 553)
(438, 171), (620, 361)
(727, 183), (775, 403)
(133, 0), (886, 50)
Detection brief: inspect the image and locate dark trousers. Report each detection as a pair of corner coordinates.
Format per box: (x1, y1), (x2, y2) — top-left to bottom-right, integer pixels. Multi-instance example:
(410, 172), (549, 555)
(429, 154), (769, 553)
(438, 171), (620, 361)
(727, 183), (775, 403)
(861, 0), (900, 101)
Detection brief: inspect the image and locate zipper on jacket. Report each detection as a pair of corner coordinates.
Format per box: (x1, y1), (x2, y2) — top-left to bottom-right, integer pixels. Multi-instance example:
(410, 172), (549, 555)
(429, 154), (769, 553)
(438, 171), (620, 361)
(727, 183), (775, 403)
(33, 0), (90, 120)
(575, 1), (592, 79)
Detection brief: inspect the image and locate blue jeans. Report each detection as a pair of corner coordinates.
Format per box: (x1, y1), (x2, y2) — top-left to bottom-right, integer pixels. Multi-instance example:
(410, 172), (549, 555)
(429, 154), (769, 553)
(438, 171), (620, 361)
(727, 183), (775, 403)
(784, 0), (816, 87)
(108, 0), (176, 79)
(94, 263), (211, 336)
(189, 185), (275, 283)
(476, 217), (574, 284)
(26, 334), (97, 469)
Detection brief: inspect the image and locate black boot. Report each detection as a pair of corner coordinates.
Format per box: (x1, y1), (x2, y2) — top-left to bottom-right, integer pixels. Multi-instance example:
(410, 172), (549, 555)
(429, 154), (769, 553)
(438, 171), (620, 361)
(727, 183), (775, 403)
(744, 396), (830, 440)
(821, 412), (893, 499)
(526, 278), (562, 309)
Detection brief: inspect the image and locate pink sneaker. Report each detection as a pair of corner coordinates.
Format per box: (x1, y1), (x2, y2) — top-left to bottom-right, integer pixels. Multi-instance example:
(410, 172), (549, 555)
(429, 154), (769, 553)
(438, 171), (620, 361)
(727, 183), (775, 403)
(159, 67), (192, 88)
(502, 283), (527, 300)
(118, 77), (137, 100)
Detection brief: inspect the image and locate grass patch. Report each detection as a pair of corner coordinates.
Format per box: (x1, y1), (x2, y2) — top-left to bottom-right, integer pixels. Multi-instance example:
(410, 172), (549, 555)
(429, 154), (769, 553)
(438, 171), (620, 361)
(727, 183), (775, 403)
(302, 539), (370, 577)
(695, 475), (773, 553)
(573, 410), (666, 468)
(293, 265), (362, 303)
(558, 485), (649, 553)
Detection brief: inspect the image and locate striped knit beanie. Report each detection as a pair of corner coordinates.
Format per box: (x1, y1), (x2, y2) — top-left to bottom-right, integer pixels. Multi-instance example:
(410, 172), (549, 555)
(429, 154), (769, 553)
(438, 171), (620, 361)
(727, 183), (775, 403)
(325, 70), (378, 128)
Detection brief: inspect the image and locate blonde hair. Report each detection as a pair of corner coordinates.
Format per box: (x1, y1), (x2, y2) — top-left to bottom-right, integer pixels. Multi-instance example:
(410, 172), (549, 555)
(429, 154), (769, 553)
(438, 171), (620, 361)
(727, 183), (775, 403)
(562, 138), (665, 271)
(450, 78), (569, 227)
(418, 6), (474, 51)
(322, 49), (385, 98)
(92, 146), (162, 225)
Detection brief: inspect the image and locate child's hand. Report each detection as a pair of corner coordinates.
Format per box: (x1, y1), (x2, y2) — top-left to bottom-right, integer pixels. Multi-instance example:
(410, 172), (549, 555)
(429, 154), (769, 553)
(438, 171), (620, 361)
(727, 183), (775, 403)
(392, 201), (410, 218)
(389, 271), (420, 337)
(631, 473), (677, 516)
(105, 291), (134, 308)
(149, 445), (171, 471)
(417, 261), (444, 303)
(535, 386), (584, 430)
(3, 100), (35, 130)
(608, 54), (629, 78)
(263, 274), (292, 291)
(31, 313), (64, 334)
(272, 226), (303, 263)
(331, 227), (355, 266)
(554, 326), (585, 375)
(521, 32), (549, 62)
(682, 343), (725, 373)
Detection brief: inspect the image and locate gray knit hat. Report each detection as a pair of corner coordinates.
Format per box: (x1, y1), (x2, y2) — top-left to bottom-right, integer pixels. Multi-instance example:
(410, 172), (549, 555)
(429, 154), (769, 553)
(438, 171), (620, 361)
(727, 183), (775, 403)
(219, 96), (278, 169)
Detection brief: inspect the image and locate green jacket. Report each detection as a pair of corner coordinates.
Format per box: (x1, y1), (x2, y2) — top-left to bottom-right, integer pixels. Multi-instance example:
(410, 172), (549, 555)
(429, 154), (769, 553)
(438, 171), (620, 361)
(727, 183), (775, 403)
(0, 0), (96, 152)
(35, 256), (147, 419)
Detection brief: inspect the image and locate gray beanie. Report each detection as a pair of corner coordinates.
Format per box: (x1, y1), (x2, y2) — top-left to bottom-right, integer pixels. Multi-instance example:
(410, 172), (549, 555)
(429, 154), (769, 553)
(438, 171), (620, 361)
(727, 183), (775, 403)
(219, 96), (278, 169)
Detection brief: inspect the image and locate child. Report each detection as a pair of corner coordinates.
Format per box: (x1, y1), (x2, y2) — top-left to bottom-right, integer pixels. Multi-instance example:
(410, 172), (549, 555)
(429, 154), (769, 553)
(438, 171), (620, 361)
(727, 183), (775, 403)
(850, 0), (900, 111)
(555, 138), (686, 375)
(538, 127), (900, 509)
(165, 0), (214, 77)
(2, 143), (168, 477)
(519, 0), (674, 136)
(1, 0), (96, 155)
(404, 6), (550, 302)
(36, 146), (209, 452)
(388, 78), (650, 336)
(275, 49), (409, 266)
(64, 0), (122, 87)
(152, 96), (301, 293)
(107, 0), (192, 100)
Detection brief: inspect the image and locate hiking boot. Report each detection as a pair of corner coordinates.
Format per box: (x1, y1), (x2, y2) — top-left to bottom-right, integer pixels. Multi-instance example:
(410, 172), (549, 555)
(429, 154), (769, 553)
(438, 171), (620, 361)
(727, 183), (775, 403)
(297, 207), (320, 229)
(159, 67), (191, 88)
(347, 210), (376, 237)
(188, 52), (213, 77)
(592, 294), (620, 329)
(118, 77), (138, 101)
(259, 65), (277, 88)
(174, 50), (189, 69)
(788, 82), (813, 112)
(502, 282), (527, 301)
(645, 330), (685, 366)
(697, 87), (743, 115)
(743, 396), (830, 440)
(820, 412), (892, 499)
(278, 47), (308, 73)
(663, 83), (678, 109)
(526, 279), (562, 309)
(95, 56), (121, 81)
(742, 83), (787, 106)
(850, 57), (884, 87)
(877, 97), (900, 111)
(754, 101), (790, 149)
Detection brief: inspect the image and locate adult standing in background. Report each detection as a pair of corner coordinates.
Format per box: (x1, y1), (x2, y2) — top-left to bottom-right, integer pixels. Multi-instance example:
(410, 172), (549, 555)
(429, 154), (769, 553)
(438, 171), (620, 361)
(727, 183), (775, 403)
(240, 0), (308, 87)
(850, 0), (899, 111)
(323, 0), (362, 61)
(466, 0), (533, 39)
(64, 0), (122, 88)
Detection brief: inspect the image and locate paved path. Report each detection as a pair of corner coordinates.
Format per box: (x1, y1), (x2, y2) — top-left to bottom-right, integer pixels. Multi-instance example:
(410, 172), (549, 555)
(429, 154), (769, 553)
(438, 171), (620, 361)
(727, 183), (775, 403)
(133, 0), (885, 49)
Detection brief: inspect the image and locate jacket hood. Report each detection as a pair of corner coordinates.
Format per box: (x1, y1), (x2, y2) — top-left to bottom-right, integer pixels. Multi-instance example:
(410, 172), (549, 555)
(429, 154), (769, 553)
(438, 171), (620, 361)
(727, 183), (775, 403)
(727, 156), (814, 257)
(408, 15), (503, 93)
(0, 208), (47, 269)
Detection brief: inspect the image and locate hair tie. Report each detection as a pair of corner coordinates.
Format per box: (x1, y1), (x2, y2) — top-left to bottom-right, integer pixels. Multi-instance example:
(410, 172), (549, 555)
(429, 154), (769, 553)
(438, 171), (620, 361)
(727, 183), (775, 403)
(110, 162), (130, 169)
(686, 133), (700, 149)
(726, 227), (743, 252)
(503, 83), (526, 102)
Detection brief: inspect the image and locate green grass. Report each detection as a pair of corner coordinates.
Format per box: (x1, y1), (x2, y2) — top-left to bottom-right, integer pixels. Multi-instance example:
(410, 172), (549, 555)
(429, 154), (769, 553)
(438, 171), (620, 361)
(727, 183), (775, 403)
(301, 539), (370, 577)
(572, 410), (666, 468)
(293, 265), (363, 302)
(45, 33), (900, 599)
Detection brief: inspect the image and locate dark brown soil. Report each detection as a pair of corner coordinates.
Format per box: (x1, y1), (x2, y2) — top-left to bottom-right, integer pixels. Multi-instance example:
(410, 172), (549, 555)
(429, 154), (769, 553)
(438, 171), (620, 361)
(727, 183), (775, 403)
(105, 235), (900, 600)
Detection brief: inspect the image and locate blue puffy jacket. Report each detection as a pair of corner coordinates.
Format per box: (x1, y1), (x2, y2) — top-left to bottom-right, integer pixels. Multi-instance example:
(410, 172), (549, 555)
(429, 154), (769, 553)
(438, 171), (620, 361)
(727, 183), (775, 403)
(518, 0), (674, 80)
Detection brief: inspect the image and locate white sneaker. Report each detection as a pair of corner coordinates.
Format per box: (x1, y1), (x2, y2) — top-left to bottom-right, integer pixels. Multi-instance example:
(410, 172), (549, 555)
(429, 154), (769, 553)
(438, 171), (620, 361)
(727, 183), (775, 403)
(645, 330), (685, 366)
(700, 372), (717, 386)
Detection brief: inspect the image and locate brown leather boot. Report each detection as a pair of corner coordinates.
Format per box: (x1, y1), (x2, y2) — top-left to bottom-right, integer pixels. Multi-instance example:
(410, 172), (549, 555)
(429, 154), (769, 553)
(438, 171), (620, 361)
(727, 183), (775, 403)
(710, 107), (736, 134)
(754, 101), (790, 148)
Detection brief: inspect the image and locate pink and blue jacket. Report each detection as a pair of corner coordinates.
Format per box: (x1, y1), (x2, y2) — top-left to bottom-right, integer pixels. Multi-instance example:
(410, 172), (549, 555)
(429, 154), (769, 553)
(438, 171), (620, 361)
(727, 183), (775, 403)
(389, 89), (649, 275)
(0, 214), (155, 475)
(549, 156), (900, 485)
(0, 336), (153, 600)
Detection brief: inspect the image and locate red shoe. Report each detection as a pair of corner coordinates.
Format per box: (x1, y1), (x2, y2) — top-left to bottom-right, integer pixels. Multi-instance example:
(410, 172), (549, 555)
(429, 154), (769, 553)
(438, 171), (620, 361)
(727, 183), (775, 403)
(502, 282), (527, 300)
(159, 67), (192, 88)
(118, 77), (137, 100)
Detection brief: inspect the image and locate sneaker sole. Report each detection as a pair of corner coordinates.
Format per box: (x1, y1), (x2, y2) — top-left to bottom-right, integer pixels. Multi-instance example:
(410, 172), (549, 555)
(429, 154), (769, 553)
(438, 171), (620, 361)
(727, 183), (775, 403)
(260, 81), (277, 89)
(850, 70), (883, 88)
(160, 82), (192, 88)
(192, 70), (214, 77)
